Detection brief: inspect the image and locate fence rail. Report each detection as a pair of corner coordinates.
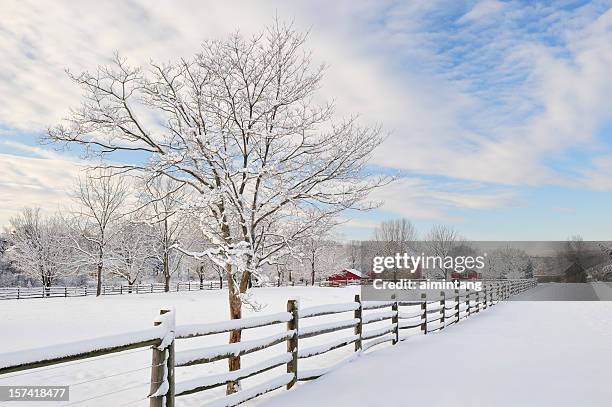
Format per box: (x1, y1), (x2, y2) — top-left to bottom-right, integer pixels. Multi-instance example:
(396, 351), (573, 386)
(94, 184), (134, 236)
(0, 279), (537, 406)
(0, 279), (367, 300)
(0, 281), (226, 300)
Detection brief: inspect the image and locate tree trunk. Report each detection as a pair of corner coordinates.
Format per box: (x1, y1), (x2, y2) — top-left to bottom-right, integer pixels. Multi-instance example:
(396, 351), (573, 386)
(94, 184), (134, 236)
(96, 264), (103, 296)
(226, 263), (242, 395)
(198, 266), (204, 289)
(310, 258), (315, 286)
(219, 275), (223, 289)
(163, 251), (170, 292)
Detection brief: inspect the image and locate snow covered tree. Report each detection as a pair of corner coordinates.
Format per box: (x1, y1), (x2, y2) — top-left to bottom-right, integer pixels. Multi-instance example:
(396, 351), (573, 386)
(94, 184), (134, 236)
(425, 225), (459, 279)
(138, 177), (188, 291)
(483, 246), (529, 280)
(302, 234), (346, 285)
(47, 21), (386, 392)
(70, 171), (129, 296)
(345, 240), (363, 271)
(107, 221), (155, 290)
(373, 218), (418, 279)
(4, 209), (69, 289)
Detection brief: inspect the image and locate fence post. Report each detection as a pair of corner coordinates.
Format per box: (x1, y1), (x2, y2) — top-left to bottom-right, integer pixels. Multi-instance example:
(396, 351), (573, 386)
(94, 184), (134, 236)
(421, 293), (427, 335)
(354, 294), (362, 351)
(439, 291), (445, 330)
(286, 300), (298, 389)
(391, 294), (399, 344)
(483, 287), (487, 310)
(149, 309), (175, 407)
(466, 289), (471, 317)
(454, 289), (460, 323)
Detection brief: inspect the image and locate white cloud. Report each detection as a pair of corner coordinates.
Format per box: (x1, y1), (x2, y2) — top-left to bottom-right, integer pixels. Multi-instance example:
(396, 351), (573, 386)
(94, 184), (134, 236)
(369, 178), (518, 221)
(458, 0), (506, 24)
(1, 0), (612, 229)
(0, 147), (83, 226)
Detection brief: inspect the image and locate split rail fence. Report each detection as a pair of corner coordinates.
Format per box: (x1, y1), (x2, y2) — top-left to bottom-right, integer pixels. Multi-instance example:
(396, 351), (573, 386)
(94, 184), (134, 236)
(0, 279), (536, 406)
(0, 281), (225, 300)
(0, 279), (364, 301)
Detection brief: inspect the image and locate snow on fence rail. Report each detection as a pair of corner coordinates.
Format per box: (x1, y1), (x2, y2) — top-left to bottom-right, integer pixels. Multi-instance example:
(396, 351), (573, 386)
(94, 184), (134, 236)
(0, 279), (537, 406)
(0, 281), (226, 300)
(0, 278), (368, 301)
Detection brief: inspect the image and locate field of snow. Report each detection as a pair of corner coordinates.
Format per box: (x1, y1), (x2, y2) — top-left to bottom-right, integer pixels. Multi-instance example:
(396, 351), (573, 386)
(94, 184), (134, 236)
(260, 285), (612, 407)
(1, 283), (611, 406)
(0, 286), (364, 406)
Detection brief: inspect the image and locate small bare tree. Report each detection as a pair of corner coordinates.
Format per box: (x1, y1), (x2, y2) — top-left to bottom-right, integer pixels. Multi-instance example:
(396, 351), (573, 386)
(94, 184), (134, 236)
(5, 209), (68, 290)
(302, 234), (346, 285)
(138, 177), (188, 291)
(372, 218), (417, 280)
(345, 240), (362, 270)
(107, 221), (155, 290)
(47, 21), (386, 392)
(425, 224), (459, 279)
(71, 171), (128, 296)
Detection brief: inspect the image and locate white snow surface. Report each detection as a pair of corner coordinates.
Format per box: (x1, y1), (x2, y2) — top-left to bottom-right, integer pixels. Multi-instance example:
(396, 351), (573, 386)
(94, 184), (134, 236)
(2, 284), (612, 406)
(260, 299), (612, 407)
(298, 302), (359, 318)
(0, 286), (362, 406)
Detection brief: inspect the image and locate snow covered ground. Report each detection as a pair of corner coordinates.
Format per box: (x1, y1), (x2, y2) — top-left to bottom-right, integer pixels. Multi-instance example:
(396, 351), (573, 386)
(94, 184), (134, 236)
(0, 286), (361, 406)
(259, 284), (612, 407)
(1, 284), (611, 406)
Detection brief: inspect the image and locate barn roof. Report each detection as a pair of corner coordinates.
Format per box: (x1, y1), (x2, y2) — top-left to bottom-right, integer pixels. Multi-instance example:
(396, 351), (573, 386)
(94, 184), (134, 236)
(344, 268), (362, 277)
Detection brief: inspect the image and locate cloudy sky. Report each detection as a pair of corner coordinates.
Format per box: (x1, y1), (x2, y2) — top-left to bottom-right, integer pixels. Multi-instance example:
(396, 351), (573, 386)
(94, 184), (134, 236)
(1, 0), (611, 240)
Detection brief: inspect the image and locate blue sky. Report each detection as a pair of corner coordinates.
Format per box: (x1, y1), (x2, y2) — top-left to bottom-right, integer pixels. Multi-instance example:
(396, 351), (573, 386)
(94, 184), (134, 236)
(1, 0), (611, 240)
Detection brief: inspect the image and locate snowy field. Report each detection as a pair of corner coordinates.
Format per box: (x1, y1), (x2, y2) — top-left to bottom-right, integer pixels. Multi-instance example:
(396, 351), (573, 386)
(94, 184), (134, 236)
(1, 284), (611, 406)
(261, 284), (612, 407)
(0, 286), (363, 406)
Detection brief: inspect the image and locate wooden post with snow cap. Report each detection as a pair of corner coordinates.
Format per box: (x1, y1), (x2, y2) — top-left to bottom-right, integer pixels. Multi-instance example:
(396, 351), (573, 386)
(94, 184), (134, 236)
(150, 309), (175, 407)
(286, 300), (298, 389)
(421, 293), (427, 334)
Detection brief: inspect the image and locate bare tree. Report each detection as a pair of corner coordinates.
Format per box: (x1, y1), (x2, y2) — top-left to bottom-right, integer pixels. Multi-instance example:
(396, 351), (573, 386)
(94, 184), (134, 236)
(71, 171), (128, 296)
(372, 218), (417, 280)
(302, 233), (346, 285)
(138, 177), (188, 291)
(483, 246), (529, 280)
(5, 209), (69, 290)
(47, 21), (387, 392)
(425, 224), (459, 279)
(107, 221), (155, 290)
(345, 240), (362, 270)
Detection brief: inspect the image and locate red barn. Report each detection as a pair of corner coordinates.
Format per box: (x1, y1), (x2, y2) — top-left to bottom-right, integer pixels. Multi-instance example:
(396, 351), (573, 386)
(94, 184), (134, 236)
(327, 268), (363, 282)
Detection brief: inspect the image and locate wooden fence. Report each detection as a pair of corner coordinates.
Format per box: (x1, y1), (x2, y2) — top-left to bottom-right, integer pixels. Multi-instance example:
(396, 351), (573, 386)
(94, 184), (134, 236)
(0, 279), (365, 300)
(0, 281), (225, 300)
(0, 279), (536, 406)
